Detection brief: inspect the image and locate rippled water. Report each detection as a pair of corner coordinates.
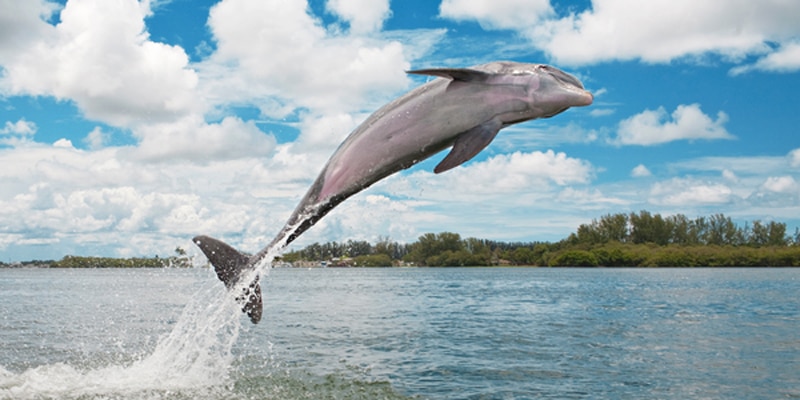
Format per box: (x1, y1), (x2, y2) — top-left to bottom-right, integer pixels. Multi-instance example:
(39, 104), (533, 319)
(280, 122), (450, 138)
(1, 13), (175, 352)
(1, 267), (799, 399)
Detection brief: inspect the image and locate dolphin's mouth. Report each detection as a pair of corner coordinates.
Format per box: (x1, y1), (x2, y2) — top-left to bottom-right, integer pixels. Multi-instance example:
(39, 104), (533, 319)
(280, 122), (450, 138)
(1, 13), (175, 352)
(539, 65), (593, 107)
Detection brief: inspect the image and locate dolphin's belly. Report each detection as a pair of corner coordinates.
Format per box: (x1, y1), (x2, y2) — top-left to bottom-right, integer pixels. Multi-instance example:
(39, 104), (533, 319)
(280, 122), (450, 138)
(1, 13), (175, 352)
(319, 102), (491, 201)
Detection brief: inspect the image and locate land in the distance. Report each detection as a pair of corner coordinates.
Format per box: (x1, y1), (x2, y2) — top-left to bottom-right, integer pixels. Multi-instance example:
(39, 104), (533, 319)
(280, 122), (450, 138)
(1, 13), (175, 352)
(3, 212), (800, 268)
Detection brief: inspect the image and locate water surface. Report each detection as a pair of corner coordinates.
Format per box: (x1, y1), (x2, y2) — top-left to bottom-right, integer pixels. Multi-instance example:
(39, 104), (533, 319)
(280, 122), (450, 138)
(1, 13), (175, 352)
(1, 267), (798, 399)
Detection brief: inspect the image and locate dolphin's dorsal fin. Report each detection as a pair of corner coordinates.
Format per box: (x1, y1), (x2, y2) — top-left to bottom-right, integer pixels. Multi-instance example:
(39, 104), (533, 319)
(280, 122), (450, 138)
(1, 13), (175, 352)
(193, 235), (263, 324)
(407, 68), (491, 82)
(434, 118), (502, 174)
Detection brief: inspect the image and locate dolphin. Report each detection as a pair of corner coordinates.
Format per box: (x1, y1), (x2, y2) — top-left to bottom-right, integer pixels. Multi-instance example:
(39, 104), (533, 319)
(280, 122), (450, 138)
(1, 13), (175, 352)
(193, 61), (593, 323)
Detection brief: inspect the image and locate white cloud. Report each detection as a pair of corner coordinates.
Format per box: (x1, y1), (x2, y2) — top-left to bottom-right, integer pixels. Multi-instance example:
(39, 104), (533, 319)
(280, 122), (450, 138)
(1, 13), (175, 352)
(202, 0), (412, 116)
(762, 176), (798, 193)
(731, 41), (800, 75)
(0, 0), (60, 61)
(614, 104), (733, 146)
(83, 126), (108, 150)
(631, 164), (651, 178)
(1, 118), (36, 136)
(440, 0), (800, 69)
(788, 148), (800, 168)
(53, 138), (73, 148)
(132, 115), (276, 162)
(649, 178), (733, 206)
(439, 0), (554, 30)
(0, 142), (295, 257)
(326, 0), (391, 34)
(1, 0), (200, 126)
(386, 150), (594, 209)
(722, 169), (739, 182)
(450, 150), (593, 191)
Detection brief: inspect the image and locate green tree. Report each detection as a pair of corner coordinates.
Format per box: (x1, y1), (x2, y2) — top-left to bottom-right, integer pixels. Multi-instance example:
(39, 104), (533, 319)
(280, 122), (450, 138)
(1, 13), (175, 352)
(630, 211), (671, 245)
(405, 232), (464, 265)
(705, 214), (742, 246)
(599, 213), (629, 243)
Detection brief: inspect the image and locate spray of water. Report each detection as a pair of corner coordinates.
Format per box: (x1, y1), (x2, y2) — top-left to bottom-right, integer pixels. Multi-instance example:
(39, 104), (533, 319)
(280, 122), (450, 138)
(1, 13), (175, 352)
(0, 211), (313, 399)
(0, 244), (287, 400)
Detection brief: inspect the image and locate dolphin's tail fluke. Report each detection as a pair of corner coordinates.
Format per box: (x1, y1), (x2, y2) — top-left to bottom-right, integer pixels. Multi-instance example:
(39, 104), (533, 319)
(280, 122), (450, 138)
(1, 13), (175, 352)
(192, 235), (262, 324)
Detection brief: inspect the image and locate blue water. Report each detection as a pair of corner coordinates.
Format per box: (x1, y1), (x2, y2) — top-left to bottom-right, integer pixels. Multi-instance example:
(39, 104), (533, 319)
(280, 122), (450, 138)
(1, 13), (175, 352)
(1, 267), (798, 399)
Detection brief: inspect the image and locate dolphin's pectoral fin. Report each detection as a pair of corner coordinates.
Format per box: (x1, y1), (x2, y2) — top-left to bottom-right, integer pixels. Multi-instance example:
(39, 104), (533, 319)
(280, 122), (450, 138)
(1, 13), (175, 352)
(434, 119), (503, 174)
(407, 68), (491, 83)
(192, 235), (263, 324)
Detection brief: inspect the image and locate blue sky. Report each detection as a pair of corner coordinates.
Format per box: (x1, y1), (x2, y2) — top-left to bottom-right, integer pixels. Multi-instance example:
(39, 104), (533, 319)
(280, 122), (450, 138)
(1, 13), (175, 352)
(1, 0), (800, 261)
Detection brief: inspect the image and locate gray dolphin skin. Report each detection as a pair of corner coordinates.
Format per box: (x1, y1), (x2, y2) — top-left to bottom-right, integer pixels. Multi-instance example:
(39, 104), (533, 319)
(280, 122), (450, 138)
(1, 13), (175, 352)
(193, 61), (593, 323)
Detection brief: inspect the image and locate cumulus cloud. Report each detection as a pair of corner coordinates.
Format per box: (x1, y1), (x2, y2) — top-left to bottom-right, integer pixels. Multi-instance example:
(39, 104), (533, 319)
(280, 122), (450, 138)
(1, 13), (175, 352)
(1, 0), (200, 126)
(0, 140), (296, 256)
(1, 119), (37, 147)
(83, 126), (109, 150)
(788, 148), (800, 168)
(649, 178), (733, 206)
(731, 41), (800, 75)
(132, 115), (276, 162)
(0, 0), (60, 60)
(439, 0), (554, 30)
(326, 0), (391, 34)
(390, 150), (594, 204)
(1, 118), (36, 138)
(614, 104), (733, 146)
(722, 169), (739, 182)
(53, 138), (73, 148)
(449, 150), (593, 192)
(631, 164), (652, 178)
(202, 0), (412, 116)
(762, 176), (798, 193)
(440, 0), (800, 70)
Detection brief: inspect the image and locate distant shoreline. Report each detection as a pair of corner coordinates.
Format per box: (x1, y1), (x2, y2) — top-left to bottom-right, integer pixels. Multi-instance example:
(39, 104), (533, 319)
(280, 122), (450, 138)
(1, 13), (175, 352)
(5, 211), (800, 268)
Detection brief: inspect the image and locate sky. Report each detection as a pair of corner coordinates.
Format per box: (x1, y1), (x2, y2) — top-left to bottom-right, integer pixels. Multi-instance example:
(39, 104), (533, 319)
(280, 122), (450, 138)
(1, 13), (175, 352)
(1, 0), (800, 261)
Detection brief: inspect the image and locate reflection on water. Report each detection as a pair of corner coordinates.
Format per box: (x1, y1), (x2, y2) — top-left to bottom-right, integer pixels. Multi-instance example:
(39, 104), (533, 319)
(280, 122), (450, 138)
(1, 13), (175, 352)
(1, 267), (799, 399)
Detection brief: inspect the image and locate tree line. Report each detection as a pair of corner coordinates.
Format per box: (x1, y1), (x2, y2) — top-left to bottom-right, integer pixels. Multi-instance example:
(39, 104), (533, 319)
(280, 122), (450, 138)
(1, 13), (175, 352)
(5, 212), (800, 268)
(280, 211), (800, 267)
(568, 211), (792, 247)
(49, 254), (192, 268)
(1, 248), (193, 268)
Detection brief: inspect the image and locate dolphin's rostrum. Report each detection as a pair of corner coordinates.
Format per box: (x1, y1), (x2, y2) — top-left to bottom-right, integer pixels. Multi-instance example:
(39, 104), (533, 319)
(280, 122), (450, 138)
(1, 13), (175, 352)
(194, 61), (593, 323)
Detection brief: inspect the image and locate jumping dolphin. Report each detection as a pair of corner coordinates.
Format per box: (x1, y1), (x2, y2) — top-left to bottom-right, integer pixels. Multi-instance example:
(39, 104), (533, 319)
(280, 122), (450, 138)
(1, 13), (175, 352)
(193, 61), (593, 323)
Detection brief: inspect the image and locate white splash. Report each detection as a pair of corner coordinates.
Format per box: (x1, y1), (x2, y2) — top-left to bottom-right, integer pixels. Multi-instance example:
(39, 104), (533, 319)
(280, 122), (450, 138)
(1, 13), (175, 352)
(0, 272), (252, 399)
